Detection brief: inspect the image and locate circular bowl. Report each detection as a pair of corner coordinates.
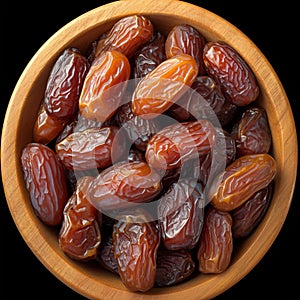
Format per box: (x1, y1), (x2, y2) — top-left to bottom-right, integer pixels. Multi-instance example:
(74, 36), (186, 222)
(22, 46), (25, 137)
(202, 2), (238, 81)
(1, 0), (298, 299)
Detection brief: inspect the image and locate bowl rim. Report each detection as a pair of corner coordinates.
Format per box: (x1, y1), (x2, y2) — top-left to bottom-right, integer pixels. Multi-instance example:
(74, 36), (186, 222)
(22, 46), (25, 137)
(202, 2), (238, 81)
(1, 0), (298, 299)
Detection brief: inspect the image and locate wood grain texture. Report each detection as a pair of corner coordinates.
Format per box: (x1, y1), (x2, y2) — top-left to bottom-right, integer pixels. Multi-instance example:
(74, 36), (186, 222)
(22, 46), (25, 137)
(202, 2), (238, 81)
(1, 0), (297, 299)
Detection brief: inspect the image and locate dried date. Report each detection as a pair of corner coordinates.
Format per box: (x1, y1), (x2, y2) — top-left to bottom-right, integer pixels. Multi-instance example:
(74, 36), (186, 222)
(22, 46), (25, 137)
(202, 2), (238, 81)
(44, 47), (89, 121)
(165, 24), (206, 75)
(114, 101), (160, 151)
(167, 76), (239, 127)
(231, 106), (272, 157)
(197, 206), (233, 273)
(157, 179), (205, 250)
(132, 31), (166, 79)
(79, 50), (131, 122)
(181, 127), (236, 186)
(132, 54), (198, 118)
(88, 161), (162, 211)
(21, 143), (69, 226)
(55, 126), (126, 170)
(209, 153), (277, 211)
(155, 249), (195, 287)
(59, 176), (101, 260)
(145, 119), (216, 170)
(33, 105), (67, 144)
(203, 41), (260, 106)
(113, 209), (160, 292)
(231, 182), (274, 238)
(95, 15), (154, 59)
(96, 234), (119, 274)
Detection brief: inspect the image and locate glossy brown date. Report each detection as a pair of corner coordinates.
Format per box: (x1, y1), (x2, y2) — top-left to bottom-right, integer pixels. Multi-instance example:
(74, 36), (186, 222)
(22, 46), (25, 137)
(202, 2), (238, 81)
(203, 41), (260, 106)
(95, 15), (154, 59)
(88, 161), (162, 211)
(231, 106), (272, 157)
(157, 179), (205, 250)
(79, 50), (131, 122)
(44, 47), (89, 121)
(167, 76), (239, 126)
(56, 111), (117, 144)
(209, 153), (277, 211)
(132, 31), (166, 79)
(145, 119), (216, 170)
(55, 126), (125, 171)
(231, 182), (274, 238)
(165, 24), (206, 75)
(132, 54), (198, 119)
(113, 210), (160, 292)
(197, 206), (233, 273)
(181, 127), (236, 186)
(21, 143), (69, 226)
(155, 249), (195, 287)
(59, 176), (101, 260)
(96, 234), (119, 274)
(33, 105), (67, 144)
(114, 101), (160, 151)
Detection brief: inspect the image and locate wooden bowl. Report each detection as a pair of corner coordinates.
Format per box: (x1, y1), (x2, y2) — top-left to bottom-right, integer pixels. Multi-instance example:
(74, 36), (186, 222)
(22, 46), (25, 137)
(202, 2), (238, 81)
(1, 0), (297, 299)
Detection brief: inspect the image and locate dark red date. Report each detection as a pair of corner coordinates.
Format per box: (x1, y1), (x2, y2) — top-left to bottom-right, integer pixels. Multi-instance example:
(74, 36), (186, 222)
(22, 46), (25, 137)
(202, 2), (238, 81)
(59, 176), (101, 260)
(231, 106), (272, 157)
(55, 126), (126, 170)
(45, 47), (89, 121)
(203, 41), (260, 106)
(145, 119), (216, 170)
(157, 179), (205, 250)
(197, 206), (233, 273)
(132, 31), (166, 79)
(155, 249), (195, 287)
(21, 143), (69, 226)
(88, 161), (162, 211)
(231, 182), (274, 238)
(113, 210), (160, 292)
(165, 24), (206, 75)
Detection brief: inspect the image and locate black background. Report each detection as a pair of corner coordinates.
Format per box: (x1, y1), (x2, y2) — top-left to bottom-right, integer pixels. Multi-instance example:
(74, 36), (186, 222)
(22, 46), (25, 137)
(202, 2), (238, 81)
(1, 1), (299, 299)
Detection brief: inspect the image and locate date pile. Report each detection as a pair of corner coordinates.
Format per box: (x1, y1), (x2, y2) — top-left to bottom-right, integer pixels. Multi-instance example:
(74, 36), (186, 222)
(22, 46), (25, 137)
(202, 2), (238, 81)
(21, 15), (277, 292)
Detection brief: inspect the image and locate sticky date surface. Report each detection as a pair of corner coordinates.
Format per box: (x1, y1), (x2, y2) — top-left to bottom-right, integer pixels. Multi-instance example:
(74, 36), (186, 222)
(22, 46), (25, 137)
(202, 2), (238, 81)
(21, 143), (69, 226)
(113, 210), (160, 292)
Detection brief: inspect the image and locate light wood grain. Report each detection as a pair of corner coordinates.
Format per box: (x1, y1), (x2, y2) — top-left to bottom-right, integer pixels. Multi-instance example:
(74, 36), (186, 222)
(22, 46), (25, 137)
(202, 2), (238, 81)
(1, 0), (298, 299)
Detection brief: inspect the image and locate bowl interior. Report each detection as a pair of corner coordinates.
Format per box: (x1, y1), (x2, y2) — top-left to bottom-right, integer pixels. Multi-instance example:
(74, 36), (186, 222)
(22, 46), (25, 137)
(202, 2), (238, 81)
(1, 1), (297, 299)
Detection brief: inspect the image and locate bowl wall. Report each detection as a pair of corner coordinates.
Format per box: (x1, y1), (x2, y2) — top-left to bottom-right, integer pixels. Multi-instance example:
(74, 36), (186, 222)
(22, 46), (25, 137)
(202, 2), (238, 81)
(1, 1), (298, 299)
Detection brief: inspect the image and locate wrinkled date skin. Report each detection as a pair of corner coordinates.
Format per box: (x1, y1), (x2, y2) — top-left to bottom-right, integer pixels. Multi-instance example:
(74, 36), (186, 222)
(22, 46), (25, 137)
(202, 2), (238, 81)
(114, 102), (161, 151)
(88, 161), (162, 211)
(96, 234), (119, 274)
(231, 182), (274, 238)
(79, 50), (131, 122)
(231, 106), (272, 157)
(209, 153), (277, 211)
(95, 15), (154, 59)
(167, 76), (239, 127)
(59, 176), (101, 260)
(55, 126), (125, 171)
(197, 206), (233, 273)
(56, 111), (117, 144)
(165, 24), (206, 75)
(44, 47), (90, 121)
(132, 31), (166, 79)
(145, 119), (216, 170)
(33, 105), (67, 145)
(132, 54), (198, 118)
(113, 210), (160, 292)
(157, 179), (205, 250)
(181, 127), (236, 186)
(155, 249), (195, 287)
(203, 41), (260, 106)
(21, 143), (69, 226)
